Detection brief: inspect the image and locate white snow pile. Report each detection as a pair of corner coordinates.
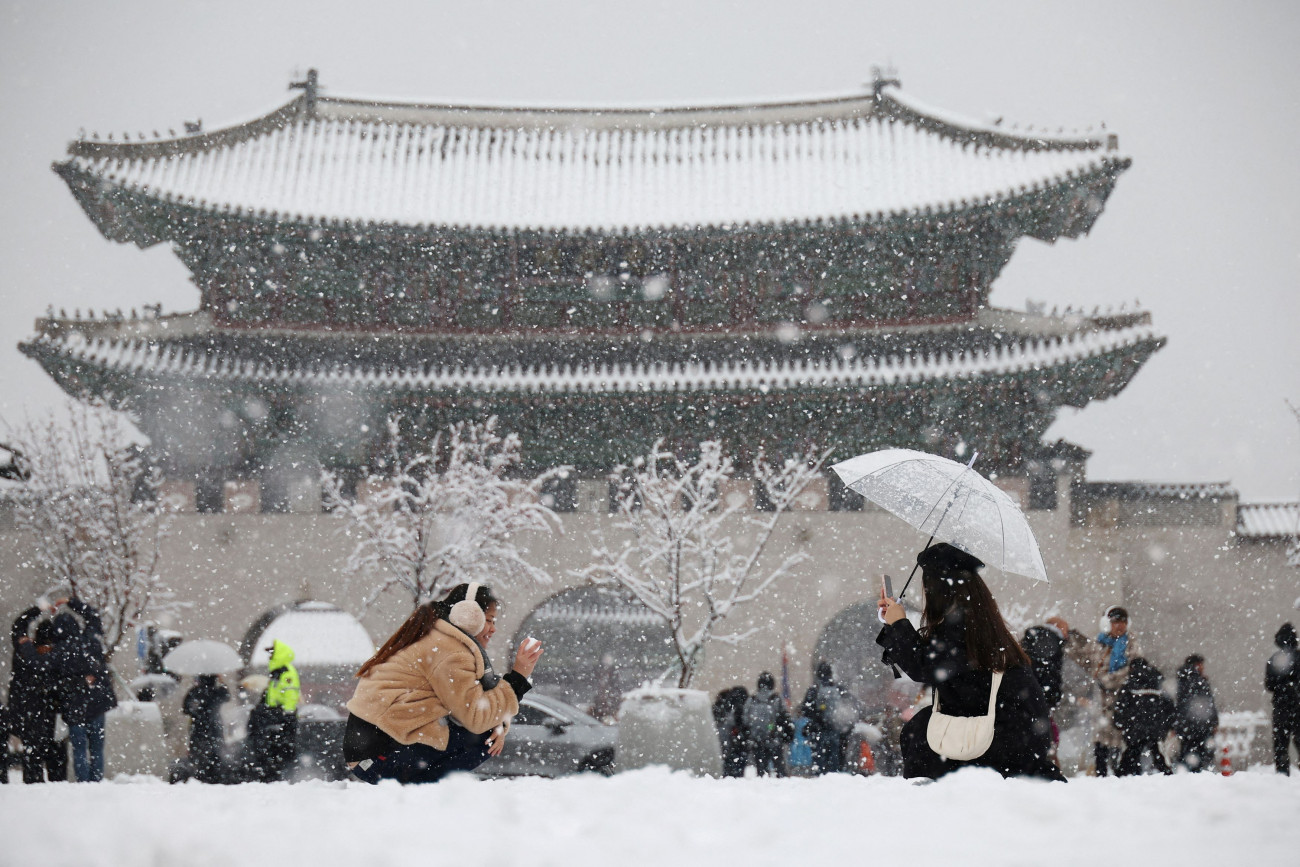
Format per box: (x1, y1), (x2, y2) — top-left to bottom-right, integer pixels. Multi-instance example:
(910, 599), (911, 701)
(4, 767), (1298, 866)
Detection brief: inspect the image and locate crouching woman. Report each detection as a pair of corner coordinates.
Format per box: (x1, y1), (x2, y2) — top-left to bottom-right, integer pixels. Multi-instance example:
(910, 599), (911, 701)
(344, 582), (542, 783)
(876, 543), (1064, 782)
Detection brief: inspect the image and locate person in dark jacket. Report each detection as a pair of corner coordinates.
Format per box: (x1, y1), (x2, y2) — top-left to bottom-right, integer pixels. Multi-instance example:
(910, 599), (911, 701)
(51, 598), (118, 782)
(744, 671), (794, 777)
(182, 674), (230, 783)
(1174, 654), (1218, 772)
(1265, 622), (1300, 774)
(10, 612), (66, 783)
(800, 660), (853, 775)
(1021, 619), (1066, 711)
(876, 543), (1064, 782)
(1113, 657), (1174, 776)
(711, 685), (749, 778)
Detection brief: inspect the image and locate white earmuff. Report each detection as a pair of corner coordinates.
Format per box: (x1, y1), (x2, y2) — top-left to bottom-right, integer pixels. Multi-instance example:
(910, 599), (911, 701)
(449, 582), (486, 635)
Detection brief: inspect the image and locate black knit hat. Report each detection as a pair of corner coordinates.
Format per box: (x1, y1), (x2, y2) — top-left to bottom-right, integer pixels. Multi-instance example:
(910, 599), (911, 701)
(916, 542), (984, 573)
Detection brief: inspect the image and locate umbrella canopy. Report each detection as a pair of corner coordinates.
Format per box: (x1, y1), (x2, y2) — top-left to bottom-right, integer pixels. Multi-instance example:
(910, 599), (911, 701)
(831, 448), (1048, 584)
(163, 639), (242, 675)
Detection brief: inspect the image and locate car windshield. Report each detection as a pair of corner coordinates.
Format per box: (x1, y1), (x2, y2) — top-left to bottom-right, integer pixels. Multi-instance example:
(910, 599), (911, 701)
(526, 694), (604, 726)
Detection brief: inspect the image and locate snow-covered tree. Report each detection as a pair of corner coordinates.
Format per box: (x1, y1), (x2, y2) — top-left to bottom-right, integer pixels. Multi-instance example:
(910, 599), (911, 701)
(581, 439), (828, 688)
(6, 402), (172, 662)
(323, 416), (565, 610)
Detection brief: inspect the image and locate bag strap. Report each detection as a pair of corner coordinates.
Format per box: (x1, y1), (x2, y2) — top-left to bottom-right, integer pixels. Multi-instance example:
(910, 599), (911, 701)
(986, 671), (1004, 715)
(933, 669), (1005, 716)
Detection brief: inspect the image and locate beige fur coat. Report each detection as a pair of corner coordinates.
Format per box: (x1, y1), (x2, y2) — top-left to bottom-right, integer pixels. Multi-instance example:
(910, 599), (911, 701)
(347, 619), (519, 750)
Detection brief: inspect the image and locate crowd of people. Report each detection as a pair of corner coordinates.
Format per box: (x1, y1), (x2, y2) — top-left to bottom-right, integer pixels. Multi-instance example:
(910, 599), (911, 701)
(5, 563), (1300, 784)
(2, 595), (302, 784)
(712, 545), (1300, 781)
(3, 598), (117, 783)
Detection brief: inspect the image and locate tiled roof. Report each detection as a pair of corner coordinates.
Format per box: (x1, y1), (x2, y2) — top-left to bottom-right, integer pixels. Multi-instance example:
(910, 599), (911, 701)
(58, 85), (1126, 233)
(21, 316), (1161, 397)
(1076, 481), (1238, 501)
(1236, 501), (1300, 539)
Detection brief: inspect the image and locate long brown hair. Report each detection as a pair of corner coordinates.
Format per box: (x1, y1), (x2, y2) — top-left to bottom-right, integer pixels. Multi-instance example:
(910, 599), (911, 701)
(920, 566), (1029, 672)
(355, 583), (498, 678)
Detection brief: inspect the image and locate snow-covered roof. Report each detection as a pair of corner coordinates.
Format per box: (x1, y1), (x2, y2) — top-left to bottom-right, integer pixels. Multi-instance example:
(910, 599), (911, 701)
(58, 84), (1126, 233)
(248, 601), (374, 667)
(1075, 481), (1237, 500)
(23, 315), (1161, 397)
(1236, 501), (1300, 539)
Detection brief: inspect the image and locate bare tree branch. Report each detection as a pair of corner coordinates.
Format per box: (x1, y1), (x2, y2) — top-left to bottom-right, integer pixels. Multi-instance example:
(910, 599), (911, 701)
(6, 401), (175, 664)
(581, 439), (827, 688)
(323, 415), (566, 610)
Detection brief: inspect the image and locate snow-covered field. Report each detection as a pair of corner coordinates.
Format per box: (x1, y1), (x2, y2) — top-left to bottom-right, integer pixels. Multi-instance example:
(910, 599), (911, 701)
(4, 768), (1298, 866)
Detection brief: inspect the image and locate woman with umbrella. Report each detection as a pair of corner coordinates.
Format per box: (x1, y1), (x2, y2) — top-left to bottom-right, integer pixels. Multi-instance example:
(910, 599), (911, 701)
(876, 543), (1064, 781)
(182, 675), (230, 783)
(164, 639), (241, 783)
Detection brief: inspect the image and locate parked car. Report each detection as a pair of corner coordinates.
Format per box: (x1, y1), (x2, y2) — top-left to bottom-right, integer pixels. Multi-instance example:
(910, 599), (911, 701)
(478, 692), (617, 778)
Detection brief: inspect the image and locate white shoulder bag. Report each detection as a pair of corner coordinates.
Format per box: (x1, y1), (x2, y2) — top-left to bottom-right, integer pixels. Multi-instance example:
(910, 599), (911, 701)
(926, 670), (1003, 761)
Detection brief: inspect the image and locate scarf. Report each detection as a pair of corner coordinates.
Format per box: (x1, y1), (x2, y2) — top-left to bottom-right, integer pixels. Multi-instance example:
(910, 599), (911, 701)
(1097, 632), (1129, 673)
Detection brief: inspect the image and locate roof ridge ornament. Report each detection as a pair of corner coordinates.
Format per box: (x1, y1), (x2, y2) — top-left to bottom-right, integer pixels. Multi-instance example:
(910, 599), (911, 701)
(290, 68), (321, 118)
(871, 65), (901, 97)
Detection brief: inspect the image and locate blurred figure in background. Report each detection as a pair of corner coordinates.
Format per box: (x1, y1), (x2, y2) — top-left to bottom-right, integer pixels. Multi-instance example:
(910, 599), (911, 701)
(10, 611), (65, 783)
(743, 671), (793, 777)
(51, 597), (118, 783)
(1093, 606), (1141, 777)
(1174, 654), (1218, 772)
(183, 674), (230, 783)
(247, 639), (300, 781)
(1113, 657), (1174, 776)
(800, 660), (853, 775)
(1265, 623), (1300, 775)
(588, 655), (622, 724)
(711, 685), (749, 778)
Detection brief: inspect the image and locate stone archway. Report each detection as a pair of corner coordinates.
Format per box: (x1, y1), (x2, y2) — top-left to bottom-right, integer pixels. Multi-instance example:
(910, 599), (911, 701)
(512, 585), (675, 717)
(812, 601), (907, 715)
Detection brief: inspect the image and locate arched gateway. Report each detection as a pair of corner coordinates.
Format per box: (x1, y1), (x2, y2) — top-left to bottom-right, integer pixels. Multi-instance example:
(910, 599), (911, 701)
(512, 586), (675, 715)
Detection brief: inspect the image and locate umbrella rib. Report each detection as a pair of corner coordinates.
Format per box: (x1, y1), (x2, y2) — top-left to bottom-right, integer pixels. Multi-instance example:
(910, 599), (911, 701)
(918, 463), (974, 532)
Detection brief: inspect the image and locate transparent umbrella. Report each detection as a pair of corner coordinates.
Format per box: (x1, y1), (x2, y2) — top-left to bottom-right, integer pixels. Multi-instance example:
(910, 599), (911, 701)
(831, 448), (1049, 595)
(163, 639), (242, 675)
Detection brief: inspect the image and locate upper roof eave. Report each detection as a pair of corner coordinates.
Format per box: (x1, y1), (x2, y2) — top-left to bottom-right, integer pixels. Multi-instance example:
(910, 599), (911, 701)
(65, 82), (1116, 163)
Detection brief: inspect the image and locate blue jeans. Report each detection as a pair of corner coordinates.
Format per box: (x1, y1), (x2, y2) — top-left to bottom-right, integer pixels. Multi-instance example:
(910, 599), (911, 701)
(69, 714), (106, 782)
(351, 721), (492, 784)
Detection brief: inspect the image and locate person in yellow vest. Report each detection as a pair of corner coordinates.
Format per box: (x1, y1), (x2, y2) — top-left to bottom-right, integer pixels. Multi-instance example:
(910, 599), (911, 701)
(247, 639), (300, 781)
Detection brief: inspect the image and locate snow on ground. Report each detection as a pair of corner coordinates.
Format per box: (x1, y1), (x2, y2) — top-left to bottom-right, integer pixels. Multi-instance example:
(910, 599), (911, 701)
(3, 767), (1298, 866)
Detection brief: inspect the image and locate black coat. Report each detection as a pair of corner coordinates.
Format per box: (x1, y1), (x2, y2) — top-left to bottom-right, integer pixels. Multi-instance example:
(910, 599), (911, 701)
(1174, 665), (1218, 743)
(877, 618), (1063, 781)
(1266, 625), (1300, 723)
(1021, 625), (1065, 709)
(1113, 659), (1175, 746)
(8, 607), (61, 738)
(51, 600), (118, 725)
(183, 677), (230, 750)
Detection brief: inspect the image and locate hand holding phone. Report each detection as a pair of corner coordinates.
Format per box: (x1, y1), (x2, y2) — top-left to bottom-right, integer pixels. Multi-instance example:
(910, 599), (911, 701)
(878, 574), (903, 625)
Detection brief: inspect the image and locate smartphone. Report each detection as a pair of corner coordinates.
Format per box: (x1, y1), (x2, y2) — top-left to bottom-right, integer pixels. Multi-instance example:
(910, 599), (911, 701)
(883, 574), (895, 599)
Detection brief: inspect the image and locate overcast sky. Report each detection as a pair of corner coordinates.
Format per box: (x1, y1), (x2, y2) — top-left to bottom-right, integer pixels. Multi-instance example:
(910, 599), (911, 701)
(1, 0), (1297, 501)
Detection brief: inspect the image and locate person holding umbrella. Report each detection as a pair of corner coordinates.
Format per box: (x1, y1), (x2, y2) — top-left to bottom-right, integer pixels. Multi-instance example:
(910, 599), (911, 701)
(182, 674), (230, 783)
(876, 543), (1064, 781)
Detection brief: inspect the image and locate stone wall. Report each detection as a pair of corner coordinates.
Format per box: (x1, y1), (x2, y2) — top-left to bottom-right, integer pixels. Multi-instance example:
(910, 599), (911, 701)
(0, 479), (1294, 716)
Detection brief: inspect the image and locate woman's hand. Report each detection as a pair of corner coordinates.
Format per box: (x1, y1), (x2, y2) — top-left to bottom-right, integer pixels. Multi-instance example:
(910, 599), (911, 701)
(512, 639), (543, 678)
(878, 586), (906, 625)
(486, 726), (506, 756)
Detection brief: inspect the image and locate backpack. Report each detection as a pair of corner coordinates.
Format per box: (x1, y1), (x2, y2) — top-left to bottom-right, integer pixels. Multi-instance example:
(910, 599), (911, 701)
(744, 693), (782, 743)
(809, 683), (852, 735)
